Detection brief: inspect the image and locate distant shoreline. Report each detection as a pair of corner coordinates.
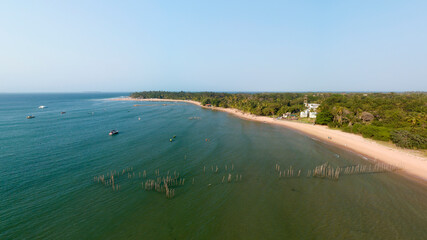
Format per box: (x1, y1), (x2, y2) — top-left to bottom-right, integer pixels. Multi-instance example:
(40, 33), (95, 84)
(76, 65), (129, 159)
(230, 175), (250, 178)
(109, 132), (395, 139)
(111, 97), (427, 183)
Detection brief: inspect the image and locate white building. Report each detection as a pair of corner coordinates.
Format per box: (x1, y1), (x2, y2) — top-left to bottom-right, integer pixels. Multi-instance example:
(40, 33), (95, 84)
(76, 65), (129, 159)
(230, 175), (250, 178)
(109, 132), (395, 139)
(301, 103), (319, 118)
(306, 103), (320, 110)
(300, 109), (309, 118)
(309, 111), (317, 118)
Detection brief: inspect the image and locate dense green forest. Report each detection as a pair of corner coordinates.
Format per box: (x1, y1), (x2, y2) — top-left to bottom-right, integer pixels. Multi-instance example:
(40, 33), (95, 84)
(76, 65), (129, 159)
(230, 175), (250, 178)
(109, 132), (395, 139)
(130, 91), (427, 149)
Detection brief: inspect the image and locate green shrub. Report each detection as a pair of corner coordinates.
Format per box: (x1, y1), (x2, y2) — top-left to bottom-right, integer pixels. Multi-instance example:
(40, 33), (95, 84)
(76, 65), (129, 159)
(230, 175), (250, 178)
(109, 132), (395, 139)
(351, 123), (364, 134)
(316, 110), (334, 125)
(201, 98), (211, 105)
(360, 125), (391, 141)
(342, 126), (352, 133)
(391, 130), (427, 149)
(212, 99), (221, 107)
(327, 122), (339, 128)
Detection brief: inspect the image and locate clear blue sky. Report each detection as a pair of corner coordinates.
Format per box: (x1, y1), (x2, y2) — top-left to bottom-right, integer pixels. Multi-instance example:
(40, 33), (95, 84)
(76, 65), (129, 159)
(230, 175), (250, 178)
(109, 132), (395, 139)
(1, 0), (426, 92)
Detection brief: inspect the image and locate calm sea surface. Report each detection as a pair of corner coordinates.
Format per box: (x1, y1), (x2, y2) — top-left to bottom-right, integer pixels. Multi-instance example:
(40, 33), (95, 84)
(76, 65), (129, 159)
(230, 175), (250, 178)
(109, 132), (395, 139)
(1, 93), (426, 239)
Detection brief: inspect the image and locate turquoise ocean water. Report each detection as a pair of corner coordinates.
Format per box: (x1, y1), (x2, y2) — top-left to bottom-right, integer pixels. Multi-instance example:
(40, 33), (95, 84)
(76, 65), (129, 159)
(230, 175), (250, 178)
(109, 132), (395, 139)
(1, 93), (426, 239)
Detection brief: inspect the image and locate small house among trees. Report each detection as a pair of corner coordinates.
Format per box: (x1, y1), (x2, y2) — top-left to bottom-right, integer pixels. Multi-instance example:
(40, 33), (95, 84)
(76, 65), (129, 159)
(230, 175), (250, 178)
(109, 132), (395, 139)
(300, 103), (319, 118)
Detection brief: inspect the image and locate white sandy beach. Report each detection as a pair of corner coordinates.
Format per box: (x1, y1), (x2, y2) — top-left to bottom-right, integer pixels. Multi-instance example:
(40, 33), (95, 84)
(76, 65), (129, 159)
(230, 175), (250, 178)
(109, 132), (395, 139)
(112, 97), (427, 183)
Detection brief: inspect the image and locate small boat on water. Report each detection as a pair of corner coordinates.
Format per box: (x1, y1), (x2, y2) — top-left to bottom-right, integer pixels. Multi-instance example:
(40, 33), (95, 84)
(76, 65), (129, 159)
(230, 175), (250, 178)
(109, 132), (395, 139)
(109, 130), (119, 136)
(38, 106), (47, 109)
(27, 115), (35, 119)
(60, 112), (66, 114)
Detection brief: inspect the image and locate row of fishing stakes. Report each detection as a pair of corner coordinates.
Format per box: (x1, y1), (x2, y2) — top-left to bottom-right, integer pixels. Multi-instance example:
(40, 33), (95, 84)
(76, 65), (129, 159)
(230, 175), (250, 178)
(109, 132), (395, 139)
(98, 164), (242, 192)
(94, 166), (138, 191)
(94, 175), (121, 191)
(203, 164), (234, 174)
(143, 174), (185, 199)
(309, 163), (340, 180)
(94, 163), (244, 199)
(202, 164), (242, 184)
(276, 164), (301, 178)
(221, 173), (243, 183)
(94, 166), (185, 198)
(340, 162), (399, 175)
(275, 162), (399, 181)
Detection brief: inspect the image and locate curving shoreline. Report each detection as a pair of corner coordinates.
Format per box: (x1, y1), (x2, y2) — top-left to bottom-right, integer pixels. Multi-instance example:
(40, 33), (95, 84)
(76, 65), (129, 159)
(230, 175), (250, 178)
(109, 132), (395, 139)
(111, 97), (427, 183)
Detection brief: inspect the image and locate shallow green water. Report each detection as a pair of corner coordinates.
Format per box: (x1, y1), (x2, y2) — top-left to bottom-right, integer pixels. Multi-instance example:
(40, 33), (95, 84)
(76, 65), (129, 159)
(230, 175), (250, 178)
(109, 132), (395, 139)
(1, 93), (426, 239)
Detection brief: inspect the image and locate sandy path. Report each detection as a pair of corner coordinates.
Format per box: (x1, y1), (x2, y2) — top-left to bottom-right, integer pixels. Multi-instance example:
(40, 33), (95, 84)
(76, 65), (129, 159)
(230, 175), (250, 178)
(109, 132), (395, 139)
(111, 97), (427, 183)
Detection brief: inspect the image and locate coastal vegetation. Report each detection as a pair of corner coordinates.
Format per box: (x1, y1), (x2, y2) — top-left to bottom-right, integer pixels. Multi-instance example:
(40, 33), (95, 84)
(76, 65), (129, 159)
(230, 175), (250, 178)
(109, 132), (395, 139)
(130, 91), (427, 149)
(318, 93), (427, 149)
(130, 91), (326, 115)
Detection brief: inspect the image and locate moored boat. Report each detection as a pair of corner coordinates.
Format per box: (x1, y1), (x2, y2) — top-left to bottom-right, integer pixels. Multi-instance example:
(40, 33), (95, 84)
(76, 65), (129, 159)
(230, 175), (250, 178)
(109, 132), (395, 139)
(27, 115), (35, 119)
(109, 130), (119, 136)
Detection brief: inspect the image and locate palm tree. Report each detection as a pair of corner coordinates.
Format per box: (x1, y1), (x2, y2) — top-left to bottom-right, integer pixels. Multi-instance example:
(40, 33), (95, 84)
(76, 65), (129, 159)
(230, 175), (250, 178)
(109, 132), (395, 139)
(406, 113), (420, 129)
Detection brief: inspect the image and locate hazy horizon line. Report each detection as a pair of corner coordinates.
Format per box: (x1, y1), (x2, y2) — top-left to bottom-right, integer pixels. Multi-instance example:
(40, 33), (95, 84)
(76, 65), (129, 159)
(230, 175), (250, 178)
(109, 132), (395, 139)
(1, 90), (426, 94)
